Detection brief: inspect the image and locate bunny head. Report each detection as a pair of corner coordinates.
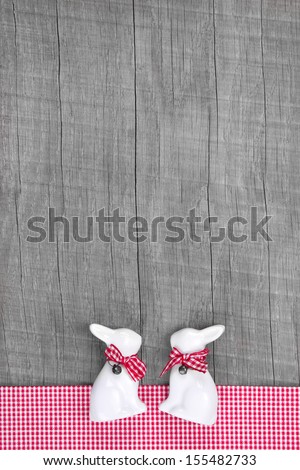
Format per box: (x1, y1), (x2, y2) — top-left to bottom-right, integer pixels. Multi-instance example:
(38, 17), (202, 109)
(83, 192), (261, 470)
(170, 325), (225, 354)
(89, 324), (142, 356)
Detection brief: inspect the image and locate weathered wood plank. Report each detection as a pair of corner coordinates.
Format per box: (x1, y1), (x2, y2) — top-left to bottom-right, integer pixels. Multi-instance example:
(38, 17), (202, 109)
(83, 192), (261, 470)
(0, 0), (141, 385)
(134, 0), (300, 385)
(210, 0), (300, 386)
(0, 0), (299, 386)
(134, 0), (217, 383)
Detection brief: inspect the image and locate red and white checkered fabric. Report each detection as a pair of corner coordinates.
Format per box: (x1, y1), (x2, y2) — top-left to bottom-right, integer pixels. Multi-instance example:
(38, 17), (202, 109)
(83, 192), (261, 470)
(105, 344), (146, 381)
(160, 347), (209, 376)
(0, 386), (299, 450)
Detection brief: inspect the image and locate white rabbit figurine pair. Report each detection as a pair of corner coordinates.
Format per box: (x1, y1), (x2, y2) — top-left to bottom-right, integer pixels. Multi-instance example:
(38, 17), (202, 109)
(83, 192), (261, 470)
(90, 323), (225, 425)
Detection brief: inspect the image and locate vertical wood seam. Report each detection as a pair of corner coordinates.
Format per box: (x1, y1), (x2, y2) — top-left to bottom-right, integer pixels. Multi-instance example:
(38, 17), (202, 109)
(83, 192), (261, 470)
(212, 0), (219, 150)
(132, 0), (143, 358)
(207, 108), (215, 378)
(56, 238), (65, 374)
(12, 1), (21, 192)
(260, 0), (275, 385)
(55, 0), (65, 213)
(0, 308), (11, 382)
(210, 0), (220, 380)
(12, 2), (30, 354)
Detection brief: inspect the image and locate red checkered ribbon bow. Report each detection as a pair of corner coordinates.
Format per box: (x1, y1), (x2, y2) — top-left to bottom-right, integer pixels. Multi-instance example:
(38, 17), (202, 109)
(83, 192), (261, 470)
(104, 344), (146, 382)
(160, 347), (209, 377)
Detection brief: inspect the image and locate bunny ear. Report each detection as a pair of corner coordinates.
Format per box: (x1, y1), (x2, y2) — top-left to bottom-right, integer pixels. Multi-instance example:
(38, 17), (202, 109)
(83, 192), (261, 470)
(89, 324), (114, 345)
(201, 325), (225, 344)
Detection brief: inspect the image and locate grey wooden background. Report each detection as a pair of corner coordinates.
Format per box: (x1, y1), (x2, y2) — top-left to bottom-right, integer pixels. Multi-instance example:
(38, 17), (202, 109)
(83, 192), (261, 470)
(1, 0), (299, 386)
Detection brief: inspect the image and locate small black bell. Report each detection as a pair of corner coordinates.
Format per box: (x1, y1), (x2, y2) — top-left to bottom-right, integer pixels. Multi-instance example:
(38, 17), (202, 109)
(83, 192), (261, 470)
(179, 365), (188, 375)
(112, 364), (122, 375)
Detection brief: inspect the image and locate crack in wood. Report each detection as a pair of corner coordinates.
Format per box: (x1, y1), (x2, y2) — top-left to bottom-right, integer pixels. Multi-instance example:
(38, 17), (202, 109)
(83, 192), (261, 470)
(132, 0), (143, 360)
(260, 0), (275, 385)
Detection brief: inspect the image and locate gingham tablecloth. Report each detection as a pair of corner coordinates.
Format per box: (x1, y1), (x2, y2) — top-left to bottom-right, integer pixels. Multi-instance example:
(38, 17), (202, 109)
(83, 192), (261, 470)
(0, 385), (299, 450)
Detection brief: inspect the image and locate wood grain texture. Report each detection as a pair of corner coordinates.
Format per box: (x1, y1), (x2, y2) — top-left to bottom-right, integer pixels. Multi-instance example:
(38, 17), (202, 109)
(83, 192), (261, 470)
(0, 0), (299, 386)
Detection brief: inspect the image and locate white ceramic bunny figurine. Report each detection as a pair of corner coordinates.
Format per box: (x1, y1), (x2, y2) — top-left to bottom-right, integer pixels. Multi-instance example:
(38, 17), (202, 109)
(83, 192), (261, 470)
(159, 325), (225, 425)
(90, 324), (147, 422)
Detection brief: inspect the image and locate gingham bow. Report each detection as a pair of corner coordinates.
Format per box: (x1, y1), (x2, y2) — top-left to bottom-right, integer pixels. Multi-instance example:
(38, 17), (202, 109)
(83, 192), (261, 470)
(160, 347), (209, 377)
(104, 344), (146, 382)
